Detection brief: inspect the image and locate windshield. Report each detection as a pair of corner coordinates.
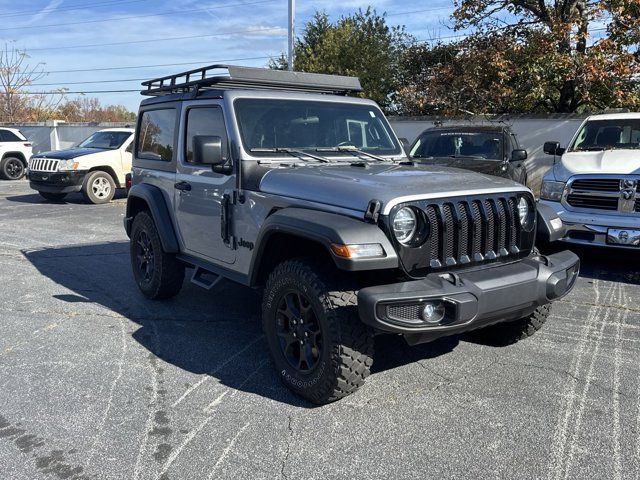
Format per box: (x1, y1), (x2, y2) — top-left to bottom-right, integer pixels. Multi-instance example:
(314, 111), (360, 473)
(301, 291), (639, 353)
(410, 131), (504, 160)
(234, 98), (401, 157)
(570, 119), (640, 151)
(78, 131), (132, 150)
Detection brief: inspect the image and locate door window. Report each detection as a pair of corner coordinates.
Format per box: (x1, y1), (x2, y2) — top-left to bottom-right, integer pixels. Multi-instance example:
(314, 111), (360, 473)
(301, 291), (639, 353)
(184, 107), (228, 164)
(137, 109), (176, 161)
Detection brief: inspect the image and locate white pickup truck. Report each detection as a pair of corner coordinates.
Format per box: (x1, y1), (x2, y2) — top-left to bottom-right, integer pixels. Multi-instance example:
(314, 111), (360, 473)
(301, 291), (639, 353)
(539, 112), (640, 249)
(27, 128), (134, 204)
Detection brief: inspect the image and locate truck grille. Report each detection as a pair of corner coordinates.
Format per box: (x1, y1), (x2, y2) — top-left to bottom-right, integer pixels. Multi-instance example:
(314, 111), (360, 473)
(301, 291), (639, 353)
(391, 193), (534, 276)
(29, 158), (60, 172)
(565, 176), (639, 214)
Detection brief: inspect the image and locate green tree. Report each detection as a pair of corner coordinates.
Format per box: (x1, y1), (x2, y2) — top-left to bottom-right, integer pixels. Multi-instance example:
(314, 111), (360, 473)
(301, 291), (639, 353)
(450, 0), (640, 112)
(270, 9), (413, 112)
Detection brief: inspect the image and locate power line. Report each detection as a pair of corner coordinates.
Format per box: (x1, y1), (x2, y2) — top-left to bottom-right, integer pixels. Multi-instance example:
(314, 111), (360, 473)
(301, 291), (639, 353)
(33, 56), (275, 75)
(29, 57), (274, 85)
(1, 0), (151, 18)
(11, 89), (141, 95)
(0, 0), (277, 31)
(16, 27), (287, 52)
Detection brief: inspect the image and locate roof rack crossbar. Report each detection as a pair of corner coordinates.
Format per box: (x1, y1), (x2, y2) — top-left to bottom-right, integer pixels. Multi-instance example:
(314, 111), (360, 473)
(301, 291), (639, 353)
(141, 64), (362, 97)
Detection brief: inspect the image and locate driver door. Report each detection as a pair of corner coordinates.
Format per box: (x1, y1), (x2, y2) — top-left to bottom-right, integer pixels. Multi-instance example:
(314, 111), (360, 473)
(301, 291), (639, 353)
(173, 103), (236, 264)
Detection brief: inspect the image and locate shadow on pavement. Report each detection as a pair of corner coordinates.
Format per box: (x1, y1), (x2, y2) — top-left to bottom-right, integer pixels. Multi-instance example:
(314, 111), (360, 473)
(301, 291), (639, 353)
(6, 190), (127, 205)
(22, 240), (635, 405)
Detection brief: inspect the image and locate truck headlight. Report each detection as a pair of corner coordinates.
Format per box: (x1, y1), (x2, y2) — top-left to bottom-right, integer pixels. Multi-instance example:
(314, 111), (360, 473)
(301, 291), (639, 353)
(58, 160), (79, 171)
(540, 181), (565, 201)
(393, 207), (417, 245)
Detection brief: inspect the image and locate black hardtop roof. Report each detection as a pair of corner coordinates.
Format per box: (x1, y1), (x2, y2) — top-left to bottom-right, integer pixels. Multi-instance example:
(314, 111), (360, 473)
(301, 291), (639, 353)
(140, 64), (363, 99)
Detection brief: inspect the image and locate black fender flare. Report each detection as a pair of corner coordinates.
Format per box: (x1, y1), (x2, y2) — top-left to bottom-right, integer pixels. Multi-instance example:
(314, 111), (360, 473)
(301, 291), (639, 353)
(536, 202), (566, 243)
(125, 183), (180, 253)
(248, 208), (398, 286)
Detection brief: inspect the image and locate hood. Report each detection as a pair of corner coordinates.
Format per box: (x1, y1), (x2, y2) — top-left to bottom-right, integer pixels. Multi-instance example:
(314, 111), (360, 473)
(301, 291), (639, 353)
(418, 157), (508, 178)
(34, 147), (106, 160)
(553, 150), (640, 181)
(259, 163), (527, 214)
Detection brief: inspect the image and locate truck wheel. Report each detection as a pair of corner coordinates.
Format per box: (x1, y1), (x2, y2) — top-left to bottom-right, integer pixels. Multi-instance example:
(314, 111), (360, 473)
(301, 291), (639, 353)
(82, 170), (115, 204)
(468, 304), (551, 345)
(39, 191), (67, 201)
(262, 259), (374, 404)
(0, 157), (25, 180)
(130, 211), (184, 300)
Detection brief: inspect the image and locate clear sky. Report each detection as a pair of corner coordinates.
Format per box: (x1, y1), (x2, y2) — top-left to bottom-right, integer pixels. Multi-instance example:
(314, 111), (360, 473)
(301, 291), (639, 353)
(2, 0), (457, 112)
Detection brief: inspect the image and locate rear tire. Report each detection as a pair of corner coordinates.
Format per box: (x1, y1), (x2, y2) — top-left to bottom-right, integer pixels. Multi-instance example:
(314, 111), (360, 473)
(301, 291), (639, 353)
(82, 170), (115, 204)
(0, 157), (25, 180)
(130, 211), (184, 300)
(262, 259), (374, 404)
(468, 304), (551, 345)
(39, 191), (67, 201)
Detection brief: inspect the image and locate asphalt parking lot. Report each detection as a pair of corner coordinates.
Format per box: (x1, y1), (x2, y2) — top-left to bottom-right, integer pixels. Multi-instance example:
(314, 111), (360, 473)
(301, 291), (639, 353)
(0, 180), (639, 480)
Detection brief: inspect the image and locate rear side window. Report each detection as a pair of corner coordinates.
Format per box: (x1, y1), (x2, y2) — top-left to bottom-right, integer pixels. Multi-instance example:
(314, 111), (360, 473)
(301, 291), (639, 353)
(137, 109), (176, 161)
(185, 107), (228, 163)
(0, 129), (22, 142)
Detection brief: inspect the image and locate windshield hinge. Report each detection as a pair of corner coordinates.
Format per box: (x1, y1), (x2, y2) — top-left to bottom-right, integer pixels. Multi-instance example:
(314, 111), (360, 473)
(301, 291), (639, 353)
(364, 199), (382, 223)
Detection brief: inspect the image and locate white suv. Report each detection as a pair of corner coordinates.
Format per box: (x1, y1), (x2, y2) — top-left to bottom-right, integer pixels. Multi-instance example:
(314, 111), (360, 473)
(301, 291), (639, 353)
(539, 112), (640, 248)
(28, 128), (134, 203)
(0, 128), (33, 181)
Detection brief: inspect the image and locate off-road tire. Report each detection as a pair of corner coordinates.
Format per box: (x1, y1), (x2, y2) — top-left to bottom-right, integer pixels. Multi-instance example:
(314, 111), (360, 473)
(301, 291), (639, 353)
(0, 157), (25, 180)
(82, 170), (115, 204)
(468, 304), (551, 345)
(262, 259), (374, 404)
(39, 191), (67, 201)
(130, 211), (184, 300)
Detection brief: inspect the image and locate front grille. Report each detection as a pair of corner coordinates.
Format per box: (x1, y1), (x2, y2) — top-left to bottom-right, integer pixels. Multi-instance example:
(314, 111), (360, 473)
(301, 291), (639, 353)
(29, 158), (59, 172)
(571, 178), (620, 192)
(636, 198), (640, 213)
(565, 176), (639, 214)
(392, 193), (533, 276)
(566, 193), (619, 210)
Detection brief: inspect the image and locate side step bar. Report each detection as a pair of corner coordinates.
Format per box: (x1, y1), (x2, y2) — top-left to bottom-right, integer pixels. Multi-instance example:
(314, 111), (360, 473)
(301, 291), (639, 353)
(190, 266), (223, 290)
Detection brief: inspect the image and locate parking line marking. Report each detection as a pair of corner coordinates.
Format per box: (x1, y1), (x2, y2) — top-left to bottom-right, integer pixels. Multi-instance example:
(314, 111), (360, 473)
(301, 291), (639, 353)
(207, 422), (251, 480)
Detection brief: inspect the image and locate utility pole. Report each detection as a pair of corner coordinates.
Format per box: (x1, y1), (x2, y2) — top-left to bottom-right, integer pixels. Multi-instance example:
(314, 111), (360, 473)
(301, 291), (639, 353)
(287, 0), (295, 71)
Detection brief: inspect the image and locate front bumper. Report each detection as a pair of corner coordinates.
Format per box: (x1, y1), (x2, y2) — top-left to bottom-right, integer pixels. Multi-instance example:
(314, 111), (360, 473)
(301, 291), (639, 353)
(28, 170), (87, 193)
(539, 199), (640, 249)
(358, 250), (580, 345)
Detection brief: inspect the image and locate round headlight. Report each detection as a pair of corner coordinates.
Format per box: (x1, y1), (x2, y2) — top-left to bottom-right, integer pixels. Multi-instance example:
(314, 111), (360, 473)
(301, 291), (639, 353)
(393, 207), (417, 245)
(518, 197), (529, 225)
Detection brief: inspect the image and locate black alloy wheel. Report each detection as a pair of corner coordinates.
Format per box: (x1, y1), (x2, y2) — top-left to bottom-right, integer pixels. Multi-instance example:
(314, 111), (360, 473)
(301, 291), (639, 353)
(276, 289), (323, 373)
(135, 230), (155, 285)
(4, 158), (24, 180)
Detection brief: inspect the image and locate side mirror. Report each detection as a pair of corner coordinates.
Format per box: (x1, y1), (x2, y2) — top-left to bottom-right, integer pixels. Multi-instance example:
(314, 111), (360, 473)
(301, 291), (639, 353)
(543, 141), (565, 156)
(511, 149), (527, 161)
(193, 135), (224, 165)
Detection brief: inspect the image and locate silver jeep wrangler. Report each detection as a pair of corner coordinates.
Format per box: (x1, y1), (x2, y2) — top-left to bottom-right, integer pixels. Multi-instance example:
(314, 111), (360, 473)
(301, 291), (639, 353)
(125, 65), (580, 404)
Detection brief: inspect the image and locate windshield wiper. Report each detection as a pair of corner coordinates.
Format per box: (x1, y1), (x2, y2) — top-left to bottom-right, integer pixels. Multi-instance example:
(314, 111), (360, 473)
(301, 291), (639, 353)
(250, 147), (330, 163)
(316, 145), (388, 162)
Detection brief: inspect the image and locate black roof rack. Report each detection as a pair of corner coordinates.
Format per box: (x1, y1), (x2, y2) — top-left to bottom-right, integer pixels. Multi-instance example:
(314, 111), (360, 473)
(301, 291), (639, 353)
(141, 64), (363, 97)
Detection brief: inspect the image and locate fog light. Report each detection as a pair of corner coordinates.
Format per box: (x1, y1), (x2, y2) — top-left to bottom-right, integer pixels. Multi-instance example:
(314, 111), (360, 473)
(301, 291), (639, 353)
(420, 302), (445, 324)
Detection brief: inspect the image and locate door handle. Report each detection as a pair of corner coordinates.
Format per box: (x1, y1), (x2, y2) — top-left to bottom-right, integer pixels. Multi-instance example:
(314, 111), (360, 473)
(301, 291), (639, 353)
(174, 181), (191, 192)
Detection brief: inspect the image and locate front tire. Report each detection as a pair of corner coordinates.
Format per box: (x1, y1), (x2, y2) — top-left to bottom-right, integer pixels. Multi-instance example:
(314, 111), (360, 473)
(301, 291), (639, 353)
(0, 157), (25, 180)
(130, 211), (184, 299)
(468, 304), (551, 345)
(262, 259), (374, 404)
(82, 170), (115, 204)
(39, 191), (67, 201)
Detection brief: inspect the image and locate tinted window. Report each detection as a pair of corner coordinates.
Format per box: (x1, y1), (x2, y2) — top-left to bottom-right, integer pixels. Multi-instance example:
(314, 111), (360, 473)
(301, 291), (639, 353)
(234, 99), (400, 156)
(410, 131), (504, 160)
(138, 109), (176, 161)
(185, 107), (228, 163)
(0, 130), (22, 142)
